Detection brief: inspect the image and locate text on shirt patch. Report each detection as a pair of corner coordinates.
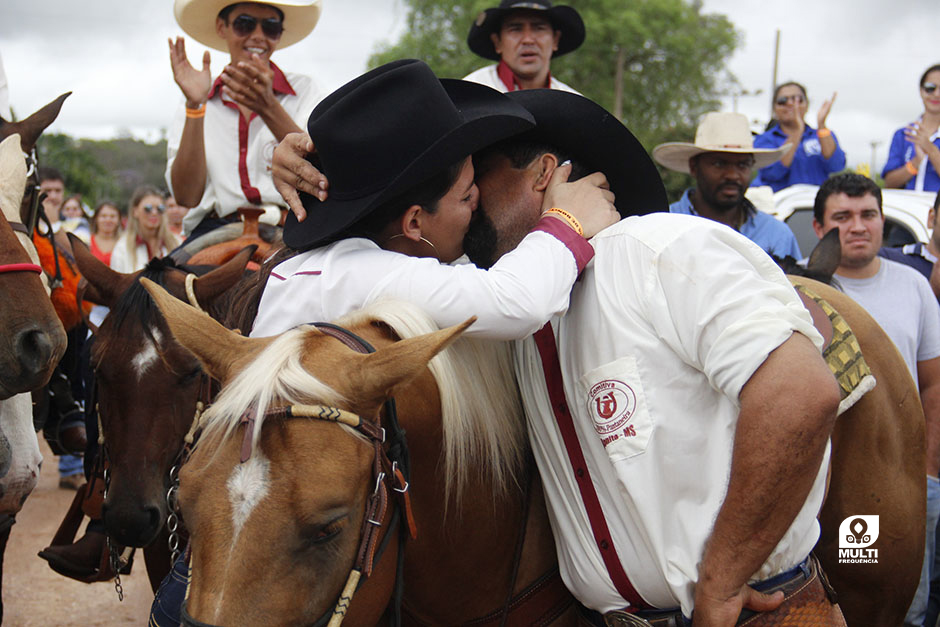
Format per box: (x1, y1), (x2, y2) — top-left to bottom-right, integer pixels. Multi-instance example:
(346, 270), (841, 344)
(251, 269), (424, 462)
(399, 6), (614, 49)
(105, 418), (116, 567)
(589, 379), (637, 447)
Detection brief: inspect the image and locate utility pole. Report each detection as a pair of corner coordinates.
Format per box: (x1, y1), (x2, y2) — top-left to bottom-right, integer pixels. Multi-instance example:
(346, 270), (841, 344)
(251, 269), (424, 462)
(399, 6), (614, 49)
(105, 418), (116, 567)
(771, 29), (780, 119)
(870, 141), (882, 177)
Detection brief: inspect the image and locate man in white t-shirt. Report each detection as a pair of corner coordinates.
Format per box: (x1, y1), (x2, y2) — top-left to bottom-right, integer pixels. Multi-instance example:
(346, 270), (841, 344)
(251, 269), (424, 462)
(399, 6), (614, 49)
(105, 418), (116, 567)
(463, 0), (582, 94)
(812, 173), (940, 627)
(463, 89), (844, 625)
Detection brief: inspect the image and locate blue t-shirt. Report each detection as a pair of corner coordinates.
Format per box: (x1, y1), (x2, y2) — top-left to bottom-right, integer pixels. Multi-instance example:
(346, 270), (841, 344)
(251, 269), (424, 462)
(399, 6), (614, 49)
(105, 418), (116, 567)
(752, 125), (846, 192)
(881, 123), (940, 192)
(669, 189), (802, 259)
(879, 242), (936, 281)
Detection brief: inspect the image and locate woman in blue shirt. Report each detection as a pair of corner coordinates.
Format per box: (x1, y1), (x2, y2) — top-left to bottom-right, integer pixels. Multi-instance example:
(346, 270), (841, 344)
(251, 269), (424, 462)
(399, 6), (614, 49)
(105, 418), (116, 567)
(752, 82), (845, 192)
(883, 64), (940, 192)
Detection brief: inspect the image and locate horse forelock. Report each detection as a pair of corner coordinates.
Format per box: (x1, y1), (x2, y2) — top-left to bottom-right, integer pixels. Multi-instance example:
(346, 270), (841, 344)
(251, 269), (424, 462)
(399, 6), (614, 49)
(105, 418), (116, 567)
(335, 301), (527, 503)
(198, 326), (347, 454)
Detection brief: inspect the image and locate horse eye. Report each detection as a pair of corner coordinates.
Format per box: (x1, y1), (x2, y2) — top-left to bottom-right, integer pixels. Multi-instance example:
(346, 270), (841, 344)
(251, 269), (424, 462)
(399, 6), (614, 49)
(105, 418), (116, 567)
(177, 366), (203, 385)
(302, 516), (347, 546)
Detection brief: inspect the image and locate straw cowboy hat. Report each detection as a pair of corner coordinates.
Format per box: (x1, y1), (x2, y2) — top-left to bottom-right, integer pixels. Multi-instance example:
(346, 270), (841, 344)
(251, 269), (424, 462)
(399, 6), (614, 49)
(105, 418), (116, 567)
(174, 0), (322, 52)
(467, 0), (585, 61)
(506, 89), (668, 217)
(283, 59), (535, 249)
(652, 112), (790, 174)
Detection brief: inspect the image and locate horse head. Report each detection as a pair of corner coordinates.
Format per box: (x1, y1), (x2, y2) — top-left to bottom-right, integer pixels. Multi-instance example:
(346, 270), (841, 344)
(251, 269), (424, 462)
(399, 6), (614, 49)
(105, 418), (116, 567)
(71, 235), (254, 548)
(143, 278), (471, 626)
(0, 133), (66, 399)
(775, 227), (842, 285)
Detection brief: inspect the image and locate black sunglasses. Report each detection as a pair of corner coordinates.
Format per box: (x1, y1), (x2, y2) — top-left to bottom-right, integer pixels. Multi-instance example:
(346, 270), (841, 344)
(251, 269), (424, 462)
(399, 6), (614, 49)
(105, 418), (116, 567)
(143, 204), (166, 215)
(231, 14), (284, 39)
(775, 94), (805, 106)
(923, 83), (939, 95)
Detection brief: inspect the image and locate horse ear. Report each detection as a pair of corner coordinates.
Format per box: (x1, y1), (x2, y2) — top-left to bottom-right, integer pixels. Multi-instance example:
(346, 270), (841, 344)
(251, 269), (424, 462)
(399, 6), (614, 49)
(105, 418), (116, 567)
(351, 317), (476, 409)
(806, 227), (841, 284)
(140, 277), (269, 382)
(191, 244), (256, 306)
(7, 93), (71, 153)
(68, 232), (126, 307)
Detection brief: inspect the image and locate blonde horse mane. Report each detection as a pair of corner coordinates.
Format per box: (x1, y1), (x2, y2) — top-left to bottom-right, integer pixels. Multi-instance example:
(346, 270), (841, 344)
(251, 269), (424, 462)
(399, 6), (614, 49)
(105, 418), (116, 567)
(197, 300), (526, 500)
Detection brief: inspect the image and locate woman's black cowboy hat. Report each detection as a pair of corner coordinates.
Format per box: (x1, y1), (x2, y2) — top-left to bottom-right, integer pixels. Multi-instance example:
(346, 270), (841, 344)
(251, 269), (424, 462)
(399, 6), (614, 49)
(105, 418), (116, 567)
(467, 0), (585, 61)
(284, 59), (535, 249)
(504, 89), (668, 217)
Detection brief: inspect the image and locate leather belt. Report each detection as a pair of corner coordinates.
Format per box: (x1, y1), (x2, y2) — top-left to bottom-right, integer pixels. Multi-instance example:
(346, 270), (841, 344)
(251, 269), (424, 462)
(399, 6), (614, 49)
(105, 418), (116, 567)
(204, 209), (241, 223)
(581, 555), (828, 627)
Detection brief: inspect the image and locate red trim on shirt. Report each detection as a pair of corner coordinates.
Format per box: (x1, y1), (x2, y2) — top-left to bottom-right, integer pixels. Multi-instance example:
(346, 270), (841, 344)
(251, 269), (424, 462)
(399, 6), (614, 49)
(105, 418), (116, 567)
(532, 323), (650, 610)
(496, 59), (552, 92)
(533, 216), (594, 272)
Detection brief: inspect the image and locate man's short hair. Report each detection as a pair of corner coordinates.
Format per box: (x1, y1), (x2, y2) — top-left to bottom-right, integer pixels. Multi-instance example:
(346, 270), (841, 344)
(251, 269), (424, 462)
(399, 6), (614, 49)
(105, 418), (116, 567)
(218, 2), (284, 22)
(813, 173), (882, 223)
(481, 137), (591, 181)
(38, 166), (64, 184)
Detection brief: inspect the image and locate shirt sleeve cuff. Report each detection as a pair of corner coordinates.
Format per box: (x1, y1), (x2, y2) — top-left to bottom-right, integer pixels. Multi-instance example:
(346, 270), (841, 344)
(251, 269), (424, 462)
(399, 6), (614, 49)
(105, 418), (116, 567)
(533, 215), (594, 273)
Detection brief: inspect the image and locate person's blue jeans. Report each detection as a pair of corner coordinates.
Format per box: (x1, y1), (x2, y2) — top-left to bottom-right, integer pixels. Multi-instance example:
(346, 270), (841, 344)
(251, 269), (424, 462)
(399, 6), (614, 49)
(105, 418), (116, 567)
(58, 453), (83, 478)
(150, 548), (189, 626)
(906, 475), (940, 626)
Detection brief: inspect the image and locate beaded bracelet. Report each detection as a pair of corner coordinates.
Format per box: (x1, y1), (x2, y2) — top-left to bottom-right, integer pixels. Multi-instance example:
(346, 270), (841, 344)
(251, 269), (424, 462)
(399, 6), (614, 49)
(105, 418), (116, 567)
(186, 104), (207, 119)
(906, 160), (918, 176)
(544, 207), (584, 237)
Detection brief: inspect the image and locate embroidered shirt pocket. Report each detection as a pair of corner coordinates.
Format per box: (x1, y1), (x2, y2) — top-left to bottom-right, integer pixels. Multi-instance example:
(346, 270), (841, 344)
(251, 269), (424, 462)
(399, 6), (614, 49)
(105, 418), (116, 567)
(579, 355), (653, 462)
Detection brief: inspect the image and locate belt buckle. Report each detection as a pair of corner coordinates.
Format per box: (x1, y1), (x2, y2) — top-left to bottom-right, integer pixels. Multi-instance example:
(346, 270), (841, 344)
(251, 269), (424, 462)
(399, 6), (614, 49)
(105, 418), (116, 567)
(604, 610), (654, 627)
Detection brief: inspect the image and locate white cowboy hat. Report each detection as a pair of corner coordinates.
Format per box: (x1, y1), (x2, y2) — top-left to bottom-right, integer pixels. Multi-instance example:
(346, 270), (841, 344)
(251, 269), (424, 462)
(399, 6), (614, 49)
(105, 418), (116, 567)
(174, 0), (322, 52)
(652, 112), (790, 174)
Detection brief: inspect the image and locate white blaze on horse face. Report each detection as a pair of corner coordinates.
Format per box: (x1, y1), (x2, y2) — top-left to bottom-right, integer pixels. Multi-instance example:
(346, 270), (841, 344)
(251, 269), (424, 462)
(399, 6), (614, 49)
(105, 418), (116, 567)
(226, 453), (270, 540)
(131, 327), (163, 379)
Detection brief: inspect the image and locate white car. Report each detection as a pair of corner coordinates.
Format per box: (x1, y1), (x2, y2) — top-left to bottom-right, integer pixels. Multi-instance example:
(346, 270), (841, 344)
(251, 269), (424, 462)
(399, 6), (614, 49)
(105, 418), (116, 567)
(747, 184), (935, 257)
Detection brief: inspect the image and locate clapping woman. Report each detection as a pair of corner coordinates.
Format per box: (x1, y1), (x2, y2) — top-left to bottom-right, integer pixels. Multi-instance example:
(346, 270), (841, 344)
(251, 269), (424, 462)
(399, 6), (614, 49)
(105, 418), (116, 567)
(883, 64), (940, 191)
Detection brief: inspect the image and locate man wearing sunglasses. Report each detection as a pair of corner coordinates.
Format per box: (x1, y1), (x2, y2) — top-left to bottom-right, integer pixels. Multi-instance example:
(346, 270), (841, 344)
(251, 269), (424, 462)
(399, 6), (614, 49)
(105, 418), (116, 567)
(167, 0), (324, 240)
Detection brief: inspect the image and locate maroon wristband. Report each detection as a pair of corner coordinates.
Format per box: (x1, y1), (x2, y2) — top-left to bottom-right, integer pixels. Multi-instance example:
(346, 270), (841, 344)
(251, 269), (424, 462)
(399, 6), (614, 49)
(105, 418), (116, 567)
(533, 215), (594, 273)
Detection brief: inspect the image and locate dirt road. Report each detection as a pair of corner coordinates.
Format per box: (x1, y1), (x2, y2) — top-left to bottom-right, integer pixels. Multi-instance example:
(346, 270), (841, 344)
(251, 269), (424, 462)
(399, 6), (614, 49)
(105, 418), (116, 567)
(3, 439), (154, 625)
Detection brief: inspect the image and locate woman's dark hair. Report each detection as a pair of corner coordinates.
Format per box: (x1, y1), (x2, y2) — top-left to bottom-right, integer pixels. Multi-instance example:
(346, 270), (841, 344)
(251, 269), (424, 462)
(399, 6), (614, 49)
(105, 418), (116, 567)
(91, 201), (121, 235)
(224, 158), (465, 333)
(920, 64), (940, 87)
(772, 81), (808, 103)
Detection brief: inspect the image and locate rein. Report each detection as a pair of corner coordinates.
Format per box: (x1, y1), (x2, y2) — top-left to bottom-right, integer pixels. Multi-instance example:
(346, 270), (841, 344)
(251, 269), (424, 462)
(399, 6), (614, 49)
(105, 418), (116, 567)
(2, 221), (43, 275)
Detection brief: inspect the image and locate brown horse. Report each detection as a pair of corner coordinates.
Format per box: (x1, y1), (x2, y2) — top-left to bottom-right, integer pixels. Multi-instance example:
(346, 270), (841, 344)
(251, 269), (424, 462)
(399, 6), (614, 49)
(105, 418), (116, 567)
(144, 280), (577, 626)
(70, 236), (255, 589)
(792, 275), (925, 626)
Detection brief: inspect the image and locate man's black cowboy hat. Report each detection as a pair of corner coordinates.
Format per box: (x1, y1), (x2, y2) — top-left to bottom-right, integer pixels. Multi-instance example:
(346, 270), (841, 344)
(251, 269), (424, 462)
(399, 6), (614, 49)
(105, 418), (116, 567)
(467, 0), (585, 61)
(284, 59), (535, 249)
(504, 89), (668, 217)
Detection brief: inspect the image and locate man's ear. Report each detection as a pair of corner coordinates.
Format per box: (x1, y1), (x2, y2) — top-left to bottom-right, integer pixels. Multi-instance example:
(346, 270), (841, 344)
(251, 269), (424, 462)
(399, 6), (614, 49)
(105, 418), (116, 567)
(929, 207), (937, 231)
(552, 30), (561, 52)
(811, 218), (826, 240)
(490, 32), (503, 56)
(532, 153), (561, 192)
(216, 16), (227, 38)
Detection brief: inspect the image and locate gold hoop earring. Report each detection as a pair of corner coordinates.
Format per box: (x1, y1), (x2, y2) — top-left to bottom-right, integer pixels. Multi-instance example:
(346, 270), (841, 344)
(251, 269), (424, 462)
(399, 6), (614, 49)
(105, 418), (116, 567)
(386, 233), (440, 261)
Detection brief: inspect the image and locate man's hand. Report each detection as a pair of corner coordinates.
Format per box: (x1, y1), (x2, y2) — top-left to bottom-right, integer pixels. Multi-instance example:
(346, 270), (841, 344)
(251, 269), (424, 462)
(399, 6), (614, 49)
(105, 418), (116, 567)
(272, 132), (329, 221)
(168, 37), (211, 108)
(692, 584), (784, 627)
(817, 92), (837, 130)
(541, 165), (618, 238)
(221, 54), (276, 114)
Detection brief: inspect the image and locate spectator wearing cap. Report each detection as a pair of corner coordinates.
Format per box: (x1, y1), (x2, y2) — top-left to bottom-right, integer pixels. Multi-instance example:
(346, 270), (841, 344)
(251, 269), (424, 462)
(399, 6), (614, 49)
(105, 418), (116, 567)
(653, 112), (802, 260)
(167, 0), (324, 240)
(463, 0), (583, 94)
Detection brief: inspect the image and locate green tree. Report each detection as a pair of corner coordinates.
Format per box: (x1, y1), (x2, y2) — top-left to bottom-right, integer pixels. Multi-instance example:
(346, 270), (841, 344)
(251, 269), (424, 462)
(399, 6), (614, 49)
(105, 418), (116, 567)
(370, 0), (740, 201)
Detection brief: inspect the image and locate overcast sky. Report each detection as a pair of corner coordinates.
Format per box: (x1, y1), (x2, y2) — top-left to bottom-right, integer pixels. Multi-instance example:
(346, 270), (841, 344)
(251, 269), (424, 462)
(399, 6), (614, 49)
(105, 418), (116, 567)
(3, 0), (937, 175)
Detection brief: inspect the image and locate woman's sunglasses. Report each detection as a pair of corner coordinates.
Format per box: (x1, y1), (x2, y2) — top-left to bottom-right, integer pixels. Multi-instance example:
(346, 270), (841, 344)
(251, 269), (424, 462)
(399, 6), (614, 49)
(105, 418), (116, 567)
(775, 94), (806, 106)
(143, 204), (166, 215)
(923, 83), (939, 95)
(231, 14), (284, 40)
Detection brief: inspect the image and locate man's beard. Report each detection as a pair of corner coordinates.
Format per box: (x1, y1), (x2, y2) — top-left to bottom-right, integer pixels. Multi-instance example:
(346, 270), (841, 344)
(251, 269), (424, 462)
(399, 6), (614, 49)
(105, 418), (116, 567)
(701, 182), (744, 212)
(463, 210), (499, 269)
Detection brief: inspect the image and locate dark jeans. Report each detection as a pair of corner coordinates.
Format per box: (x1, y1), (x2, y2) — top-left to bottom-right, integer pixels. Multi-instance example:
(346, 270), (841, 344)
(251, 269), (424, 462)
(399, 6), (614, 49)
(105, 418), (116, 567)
(150, 547), (189, 626)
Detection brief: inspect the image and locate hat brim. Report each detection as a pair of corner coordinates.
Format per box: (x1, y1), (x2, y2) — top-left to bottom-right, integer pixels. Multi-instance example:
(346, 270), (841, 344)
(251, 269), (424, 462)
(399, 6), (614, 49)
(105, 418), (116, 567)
(652, 143), (791, 174)
(467, 5), (585, 60)
(174, 0), (322, 52)
(504, 89), (668, 218)
(284, 79), (535, 250)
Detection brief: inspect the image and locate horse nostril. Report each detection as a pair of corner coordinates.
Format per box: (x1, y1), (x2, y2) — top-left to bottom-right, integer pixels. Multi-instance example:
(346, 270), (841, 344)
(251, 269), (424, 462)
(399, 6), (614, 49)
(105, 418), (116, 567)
(15, 327), (54, 376)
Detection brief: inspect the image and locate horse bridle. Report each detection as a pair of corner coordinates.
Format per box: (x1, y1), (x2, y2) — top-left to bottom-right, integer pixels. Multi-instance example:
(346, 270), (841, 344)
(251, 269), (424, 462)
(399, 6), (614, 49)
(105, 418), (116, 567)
(2, 148), (45, 276)
(173, 322), (414, 627)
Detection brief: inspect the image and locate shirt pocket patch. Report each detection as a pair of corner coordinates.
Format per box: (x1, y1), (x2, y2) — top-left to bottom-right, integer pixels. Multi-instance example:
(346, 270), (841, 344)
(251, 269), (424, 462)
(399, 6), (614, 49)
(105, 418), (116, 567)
(579, 355), (652, 462)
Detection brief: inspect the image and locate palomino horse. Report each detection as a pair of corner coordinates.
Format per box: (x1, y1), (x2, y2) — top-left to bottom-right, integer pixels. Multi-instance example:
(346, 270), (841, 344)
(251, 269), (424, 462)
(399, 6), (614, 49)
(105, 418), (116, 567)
(70, 236), (255, 589)
(143, 280), (577, 626)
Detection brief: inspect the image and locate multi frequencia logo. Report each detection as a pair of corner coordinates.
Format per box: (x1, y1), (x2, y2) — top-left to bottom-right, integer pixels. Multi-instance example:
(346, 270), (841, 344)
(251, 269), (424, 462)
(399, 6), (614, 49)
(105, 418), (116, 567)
(838, 515), (879, 564)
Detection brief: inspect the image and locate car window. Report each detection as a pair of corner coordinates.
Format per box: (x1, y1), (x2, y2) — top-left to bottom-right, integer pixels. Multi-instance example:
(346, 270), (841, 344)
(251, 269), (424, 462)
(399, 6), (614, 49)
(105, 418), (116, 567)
(784, 208), (917, 256)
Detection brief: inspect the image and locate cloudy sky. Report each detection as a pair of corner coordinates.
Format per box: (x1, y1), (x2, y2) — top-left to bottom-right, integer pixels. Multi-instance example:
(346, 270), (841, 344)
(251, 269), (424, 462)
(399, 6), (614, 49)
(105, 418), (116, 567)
(2, 0), (937, 175)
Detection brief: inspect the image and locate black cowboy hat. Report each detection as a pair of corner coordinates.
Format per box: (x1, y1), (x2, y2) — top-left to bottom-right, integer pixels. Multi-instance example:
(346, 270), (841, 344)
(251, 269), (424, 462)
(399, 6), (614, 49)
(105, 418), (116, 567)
(284, 59), (535, 249)
(467, 0), (585, 61)
(505, 89), (668, 217)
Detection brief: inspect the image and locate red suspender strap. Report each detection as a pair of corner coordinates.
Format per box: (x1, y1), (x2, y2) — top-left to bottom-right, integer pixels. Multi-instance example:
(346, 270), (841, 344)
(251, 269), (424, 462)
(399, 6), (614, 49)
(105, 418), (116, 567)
(532, 324), (650, 610)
